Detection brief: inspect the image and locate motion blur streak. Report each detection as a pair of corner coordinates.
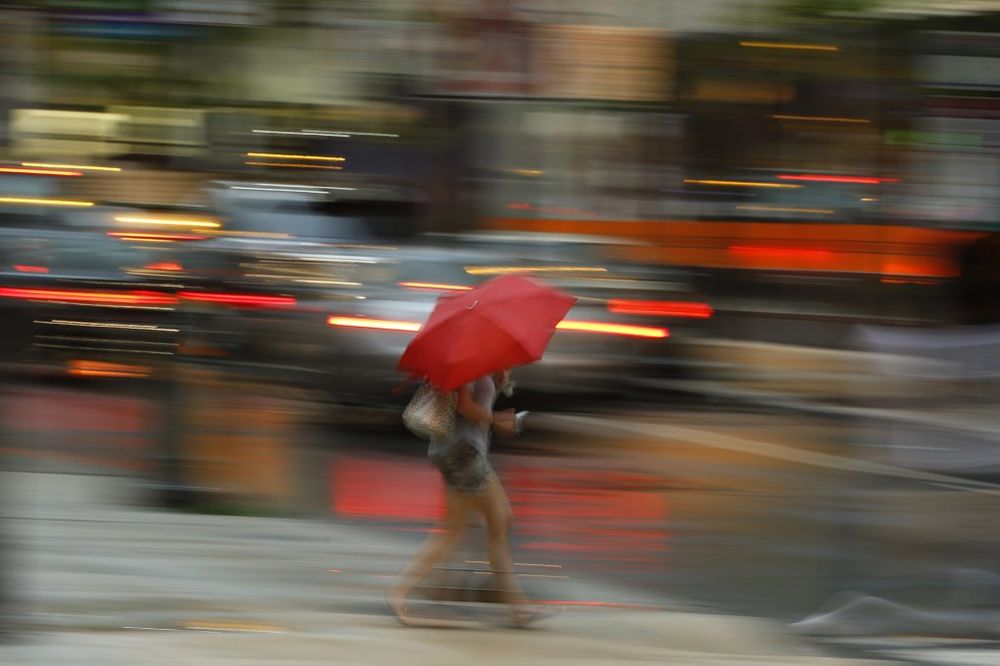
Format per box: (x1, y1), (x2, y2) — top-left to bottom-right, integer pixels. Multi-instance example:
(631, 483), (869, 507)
(179, 292), (297, 308)
(738, 41), (838, 51)
(14, 265), (49, 274)
(245, 152), (346, 162)
(0, 287), (177, 306)
(464, 266), (608, 275)
(555, 321), (669, 339)
(537, 601), (661, 611)
(0, 167), (81, 177)
(332, 316), (669, 340)
(327, 316), (421, 332)
(607, 300), (714, 319)
(244, 162), (344, 170)
(39, 320), (178, 332)
(107, 232), (208, 242)
(22, 162), (122, 172)
(399, 282), (473, 292)
(772, 115), (871, 123)
(0, 197), (93, 207)
(67, 360), (150, 379)
(737, 205), (835, 214)
(683, 180), (802, 189)
(777, 174), (900, 184)
(114, 216), (221, 229)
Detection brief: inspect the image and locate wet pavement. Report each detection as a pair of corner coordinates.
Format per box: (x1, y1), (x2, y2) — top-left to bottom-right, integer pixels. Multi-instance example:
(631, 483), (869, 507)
(0, 467), (881, 665)
(3, 366), (999, 637)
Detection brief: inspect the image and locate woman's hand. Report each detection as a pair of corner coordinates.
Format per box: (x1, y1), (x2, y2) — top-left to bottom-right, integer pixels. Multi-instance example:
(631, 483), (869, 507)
(491, 408), (517, 438)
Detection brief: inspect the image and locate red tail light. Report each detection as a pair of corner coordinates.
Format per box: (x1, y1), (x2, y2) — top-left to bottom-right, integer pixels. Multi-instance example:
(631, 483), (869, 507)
(144, 261), (183, 272)
(777, 174), (899, 185)
(0, 287), (177, 306)
(608, 299), (713, 319)
(14, 265), (50, 274)
(180, 291), (297, 309)
(67, 359), (150, 378)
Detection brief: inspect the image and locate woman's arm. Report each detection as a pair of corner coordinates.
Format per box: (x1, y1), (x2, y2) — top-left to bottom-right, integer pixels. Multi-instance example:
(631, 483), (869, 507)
(456, 385), (493, 425)
(456, 385), (516, 436)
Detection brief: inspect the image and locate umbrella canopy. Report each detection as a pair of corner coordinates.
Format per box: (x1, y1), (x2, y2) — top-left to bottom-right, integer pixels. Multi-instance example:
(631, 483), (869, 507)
(398, 274), (576, 391)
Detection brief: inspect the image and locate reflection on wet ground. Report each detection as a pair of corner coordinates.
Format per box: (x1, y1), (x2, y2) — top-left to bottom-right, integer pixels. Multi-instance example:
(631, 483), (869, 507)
(2, 369), (999, 624)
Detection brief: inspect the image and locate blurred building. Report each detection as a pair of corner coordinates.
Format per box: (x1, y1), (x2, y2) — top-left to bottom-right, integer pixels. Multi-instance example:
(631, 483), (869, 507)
(3, 0), (1000, 275)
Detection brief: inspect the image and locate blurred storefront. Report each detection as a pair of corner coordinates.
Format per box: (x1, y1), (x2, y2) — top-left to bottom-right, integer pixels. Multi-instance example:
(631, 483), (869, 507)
(400, 0), (680, 229)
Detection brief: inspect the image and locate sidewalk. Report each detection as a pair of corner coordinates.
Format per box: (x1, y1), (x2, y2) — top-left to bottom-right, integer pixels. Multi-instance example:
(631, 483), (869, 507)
(0, 472), (882, 665)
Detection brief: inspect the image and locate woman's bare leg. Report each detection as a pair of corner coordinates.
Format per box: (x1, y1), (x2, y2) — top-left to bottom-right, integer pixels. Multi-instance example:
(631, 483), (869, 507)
(477, 476), (529, 608)
(389, 489), (475, 622)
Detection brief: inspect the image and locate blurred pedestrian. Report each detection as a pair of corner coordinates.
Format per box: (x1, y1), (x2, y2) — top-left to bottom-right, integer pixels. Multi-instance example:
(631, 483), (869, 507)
(389, 369), (547, 627)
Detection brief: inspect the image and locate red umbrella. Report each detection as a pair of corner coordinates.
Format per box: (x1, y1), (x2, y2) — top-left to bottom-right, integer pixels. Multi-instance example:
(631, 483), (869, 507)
(398, 274), (577, 391)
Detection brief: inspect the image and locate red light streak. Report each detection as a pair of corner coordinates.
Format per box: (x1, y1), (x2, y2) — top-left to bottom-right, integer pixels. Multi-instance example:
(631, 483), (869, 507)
(144, 262), (183, 272)
(67, 359), (150, 378)
(14, 265), (49, 274)
(180, 291), (297, 308)
(608, 300), (714, 319)
(0, 287), (177, 306)
(777, 174), (900, 184)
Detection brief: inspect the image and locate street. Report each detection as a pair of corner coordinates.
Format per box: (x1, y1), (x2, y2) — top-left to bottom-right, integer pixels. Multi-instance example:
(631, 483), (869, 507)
(1, 364), (999, 664)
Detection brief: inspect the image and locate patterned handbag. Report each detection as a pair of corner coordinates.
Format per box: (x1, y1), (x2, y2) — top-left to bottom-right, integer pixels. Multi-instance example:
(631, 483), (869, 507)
(402, 383), (458, 440)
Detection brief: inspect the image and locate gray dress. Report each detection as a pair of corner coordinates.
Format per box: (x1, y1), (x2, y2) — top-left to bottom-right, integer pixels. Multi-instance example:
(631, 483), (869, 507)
(428, 376), (496, 494)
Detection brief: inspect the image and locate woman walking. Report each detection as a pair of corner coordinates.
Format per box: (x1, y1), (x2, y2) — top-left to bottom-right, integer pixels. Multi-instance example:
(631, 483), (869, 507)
(390, 274), (576, 627)
(388, 369), (545, 627)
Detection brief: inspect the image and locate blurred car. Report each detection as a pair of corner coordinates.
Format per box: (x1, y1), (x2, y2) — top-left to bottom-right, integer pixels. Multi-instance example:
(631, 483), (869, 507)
(200, 180), (420, 242)
(161, 183), (713, 407)
(0, 228), (185, 379)
(322, 232), (714, 407)
(156, 181), (419, 371)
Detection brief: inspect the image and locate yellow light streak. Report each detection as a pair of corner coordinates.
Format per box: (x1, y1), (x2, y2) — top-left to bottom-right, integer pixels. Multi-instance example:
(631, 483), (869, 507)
(464, 266), (608, 275)
(23, 162), (122, 172)
(0, 197), (94, 207)
(556, 321), (668, 339)
(245, 162), (343, 170)
(684, 180), (802, 189)
(327, 316), (421, 332)
(739, 41), (838, 51)
(245, 152), (345, 162)
(114, 216), (221, 229)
